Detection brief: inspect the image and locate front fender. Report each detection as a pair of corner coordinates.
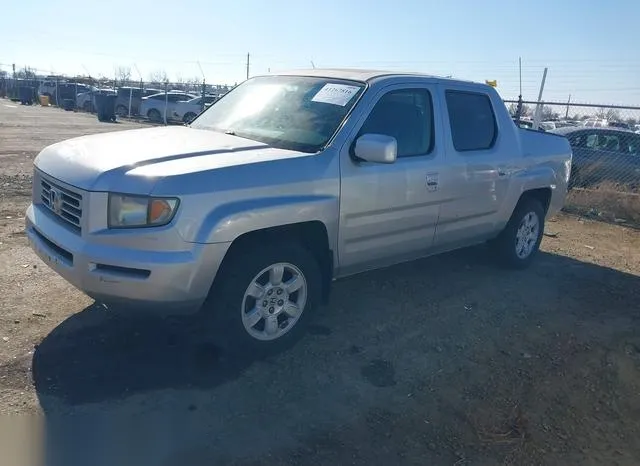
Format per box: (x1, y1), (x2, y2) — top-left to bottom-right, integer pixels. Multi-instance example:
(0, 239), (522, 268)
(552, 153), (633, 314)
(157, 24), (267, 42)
(191, 195), (339, 247)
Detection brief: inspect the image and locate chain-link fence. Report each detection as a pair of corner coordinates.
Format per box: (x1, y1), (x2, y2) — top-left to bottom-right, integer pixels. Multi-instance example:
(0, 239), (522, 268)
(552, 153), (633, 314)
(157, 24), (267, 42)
(2, 64), (639, 225)
(0, 67), (234, 124)
(504, 99), (640, 224)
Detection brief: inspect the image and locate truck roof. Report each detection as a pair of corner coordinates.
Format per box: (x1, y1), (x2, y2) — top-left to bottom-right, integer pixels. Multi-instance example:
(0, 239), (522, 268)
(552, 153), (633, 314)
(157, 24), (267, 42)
(268, 68), (478, 86)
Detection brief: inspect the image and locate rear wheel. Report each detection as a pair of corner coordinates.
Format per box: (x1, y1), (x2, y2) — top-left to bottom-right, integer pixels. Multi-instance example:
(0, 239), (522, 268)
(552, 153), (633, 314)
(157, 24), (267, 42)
(492, 198), (545, 269)
(148, 109), (162, 122)
(183, 112), (197, 124)
(203, 240), (321, 352)
(116, 105), (128, 116)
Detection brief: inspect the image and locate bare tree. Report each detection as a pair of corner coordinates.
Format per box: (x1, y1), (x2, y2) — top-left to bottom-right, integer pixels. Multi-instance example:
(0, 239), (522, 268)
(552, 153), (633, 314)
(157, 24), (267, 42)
(507, 103), (531, 118)
(594, 107), (620, 121)
(148, 70), (168, 86)
(174, 74), (185, 89)
(605, 109), (621, 121)
(541, 105), (560, 121)
(115, 66), (131, 86)
(15, 67), (36, 79)
(187, 76), (204, 94)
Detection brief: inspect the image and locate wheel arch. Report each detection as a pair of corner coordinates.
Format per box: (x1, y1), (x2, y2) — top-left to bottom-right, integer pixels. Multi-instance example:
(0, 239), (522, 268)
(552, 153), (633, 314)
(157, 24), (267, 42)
(517, 187), (552, 215)
(213, 219), (334, 305)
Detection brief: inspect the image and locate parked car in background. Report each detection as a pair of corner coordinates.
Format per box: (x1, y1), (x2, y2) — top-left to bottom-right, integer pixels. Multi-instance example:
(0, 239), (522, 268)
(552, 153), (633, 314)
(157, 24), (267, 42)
(172, 95), (219, 123)
(608, 121), (631, 130)
(553, 126), (640, 188)
(513, 118), (546, 131)
(76, 88), (117, 112)
(38, 80), (58, 98)
(539, 121), (557, 131)
(139, 91), (195, 122)
(37, 77), (65, 98)
(553, 120), (580, 129)
(581, 118), (608, 128)
(115, 87), (163, 117)
(513, 118), (534, 129)
(26, 69), (571, 350)
(38, 80), (94, 106)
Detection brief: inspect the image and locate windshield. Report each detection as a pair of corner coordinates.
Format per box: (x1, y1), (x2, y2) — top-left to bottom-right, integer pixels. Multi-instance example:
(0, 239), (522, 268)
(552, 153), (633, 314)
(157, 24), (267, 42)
(191, 75), (366, 153)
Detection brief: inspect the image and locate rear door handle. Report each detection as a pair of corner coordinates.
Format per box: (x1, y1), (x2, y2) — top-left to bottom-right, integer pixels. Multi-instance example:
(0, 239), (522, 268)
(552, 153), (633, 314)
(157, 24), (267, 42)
(426, 173), (439, 191)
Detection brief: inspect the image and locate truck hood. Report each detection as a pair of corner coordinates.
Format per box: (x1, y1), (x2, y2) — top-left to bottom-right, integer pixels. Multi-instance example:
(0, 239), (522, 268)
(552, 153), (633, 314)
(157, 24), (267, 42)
(34, 126), (306, 193)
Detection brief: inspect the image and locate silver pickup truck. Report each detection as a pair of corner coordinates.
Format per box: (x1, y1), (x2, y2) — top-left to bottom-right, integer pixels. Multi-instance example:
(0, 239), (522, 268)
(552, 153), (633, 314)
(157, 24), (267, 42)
(26, 69), (572, 349)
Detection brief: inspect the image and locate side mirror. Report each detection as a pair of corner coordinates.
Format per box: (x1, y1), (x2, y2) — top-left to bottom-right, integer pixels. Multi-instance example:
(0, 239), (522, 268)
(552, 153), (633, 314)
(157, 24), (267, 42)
(354, 134), (397, 164)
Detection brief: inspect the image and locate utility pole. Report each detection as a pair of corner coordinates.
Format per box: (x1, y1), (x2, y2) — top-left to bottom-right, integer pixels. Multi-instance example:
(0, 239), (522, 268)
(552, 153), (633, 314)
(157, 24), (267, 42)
(197, 60), (206, 113)
(12, 63), (16, 79)
(532, 67), (548, 131)
(565, 94), (571, 119)
(515, 57), (523, 120)
(519, 57), (522, 97)
(246, 53), (250, 80)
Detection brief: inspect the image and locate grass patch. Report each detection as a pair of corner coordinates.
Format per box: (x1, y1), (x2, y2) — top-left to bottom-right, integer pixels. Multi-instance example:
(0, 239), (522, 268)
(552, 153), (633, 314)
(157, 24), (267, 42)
(564, 181), (640, 226)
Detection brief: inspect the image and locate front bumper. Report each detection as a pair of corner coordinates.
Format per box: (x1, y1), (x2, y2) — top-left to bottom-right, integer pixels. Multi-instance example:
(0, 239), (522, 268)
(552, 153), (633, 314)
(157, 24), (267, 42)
(25, 203), (230, 314)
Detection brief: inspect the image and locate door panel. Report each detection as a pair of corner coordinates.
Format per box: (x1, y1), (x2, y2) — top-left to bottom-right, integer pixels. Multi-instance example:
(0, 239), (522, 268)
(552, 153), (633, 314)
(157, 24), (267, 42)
(337, 84), (446, 276)
(434, 87), (512, 248)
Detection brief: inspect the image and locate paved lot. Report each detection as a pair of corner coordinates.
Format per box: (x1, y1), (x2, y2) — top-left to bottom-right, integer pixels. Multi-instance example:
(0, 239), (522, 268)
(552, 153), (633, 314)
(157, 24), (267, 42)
(1, 101), (640, 466)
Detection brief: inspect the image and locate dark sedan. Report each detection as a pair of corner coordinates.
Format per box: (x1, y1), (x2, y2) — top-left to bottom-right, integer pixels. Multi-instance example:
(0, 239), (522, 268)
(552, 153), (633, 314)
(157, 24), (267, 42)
(552, 126), (640, 189)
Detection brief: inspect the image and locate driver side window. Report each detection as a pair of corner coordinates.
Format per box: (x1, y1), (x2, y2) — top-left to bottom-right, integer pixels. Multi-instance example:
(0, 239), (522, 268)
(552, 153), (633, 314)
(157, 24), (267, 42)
(358, 89), (434, 157)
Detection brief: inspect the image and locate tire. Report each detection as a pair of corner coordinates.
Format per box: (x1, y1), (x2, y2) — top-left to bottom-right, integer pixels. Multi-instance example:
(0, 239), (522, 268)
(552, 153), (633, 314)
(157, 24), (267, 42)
(203, 239), (322, 353)
(82, 101), (93, 113)
(492, 198), (545, 269)
(148, 109), (162, 122)
(116, 105), (128, 117)
(183, 112), (197, 124)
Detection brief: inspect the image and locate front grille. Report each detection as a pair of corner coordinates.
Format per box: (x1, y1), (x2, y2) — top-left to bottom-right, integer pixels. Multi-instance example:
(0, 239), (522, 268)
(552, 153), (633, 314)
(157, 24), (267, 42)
(40, 177), (83, 233)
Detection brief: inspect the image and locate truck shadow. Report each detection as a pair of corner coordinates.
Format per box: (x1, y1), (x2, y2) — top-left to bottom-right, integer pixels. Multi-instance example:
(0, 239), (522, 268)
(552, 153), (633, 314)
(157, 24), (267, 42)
(32, 245), (639, 404)
(30, 246), (640, 464)
(32, 306), (260, 405)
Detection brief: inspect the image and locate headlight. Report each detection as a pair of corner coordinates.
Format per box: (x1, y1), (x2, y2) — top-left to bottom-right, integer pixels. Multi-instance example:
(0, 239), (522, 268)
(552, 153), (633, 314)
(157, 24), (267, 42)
(108, 194), (179, 228)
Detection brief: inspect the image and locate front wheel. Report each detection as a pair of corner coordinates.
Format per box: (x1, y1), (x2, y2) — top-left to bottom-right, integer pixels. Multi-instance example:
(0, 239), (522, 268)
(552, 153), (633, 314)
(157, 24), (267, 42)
(204, 240), (321, 352)
(492, 198), (545, 269)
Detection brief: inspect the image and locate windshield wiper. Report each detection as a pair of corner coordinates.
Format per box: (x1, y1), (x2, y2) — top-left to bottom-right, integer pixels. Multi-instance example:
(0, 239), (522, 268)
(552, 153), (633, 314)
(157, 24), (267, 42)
(224, 129), (236, 136)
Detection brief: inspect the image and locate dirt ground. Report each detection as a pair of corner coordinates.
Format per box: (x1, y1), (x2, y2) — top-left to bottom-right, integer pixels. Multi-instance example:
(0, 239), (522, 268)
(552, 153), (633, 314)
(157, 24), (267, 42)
(1, 102), (640, 466)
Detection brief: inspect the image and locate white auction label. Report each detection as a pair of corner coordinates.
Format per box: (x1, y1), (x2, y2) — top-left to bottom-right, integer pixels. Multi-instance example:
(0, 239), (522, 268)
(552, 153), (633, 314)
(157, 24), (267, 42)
(311, 84), (360, 106)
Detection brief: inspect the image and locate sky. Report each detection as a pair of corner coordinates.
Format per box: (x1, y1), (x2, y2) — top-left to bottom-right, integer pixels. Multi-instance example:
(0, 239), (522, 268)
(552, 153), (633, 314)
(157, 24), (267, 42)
(2, 0), (639, 106)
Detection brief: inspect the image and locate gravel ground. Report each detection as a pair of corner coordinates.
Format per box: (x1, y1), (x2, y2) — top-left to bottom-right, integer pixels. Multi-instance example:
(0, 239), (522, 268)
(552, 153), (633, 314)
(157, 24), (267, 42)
(1, 101), (640, 466)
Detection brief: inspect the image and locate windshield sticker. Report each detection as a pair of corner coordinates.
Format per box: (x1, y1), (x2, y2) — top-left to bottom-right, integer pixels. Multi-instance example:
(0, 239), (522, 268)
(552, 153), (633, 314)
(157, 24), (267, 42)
(311, 84), (360, 106)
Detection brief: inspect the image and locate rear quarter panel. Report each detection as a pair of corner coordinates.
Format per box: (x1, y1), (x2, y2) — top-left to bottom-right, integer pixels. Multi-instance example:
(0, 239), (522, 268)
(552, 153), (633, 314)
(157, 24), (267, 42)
(499, 129), (572, 221)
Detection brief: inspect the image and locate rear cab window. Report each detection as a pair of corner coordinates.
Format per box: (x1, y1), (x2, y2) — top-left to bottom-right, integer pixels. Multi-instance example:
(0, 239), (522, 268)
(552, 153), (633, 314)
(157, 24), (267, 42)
(445, 90), (497, 152)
